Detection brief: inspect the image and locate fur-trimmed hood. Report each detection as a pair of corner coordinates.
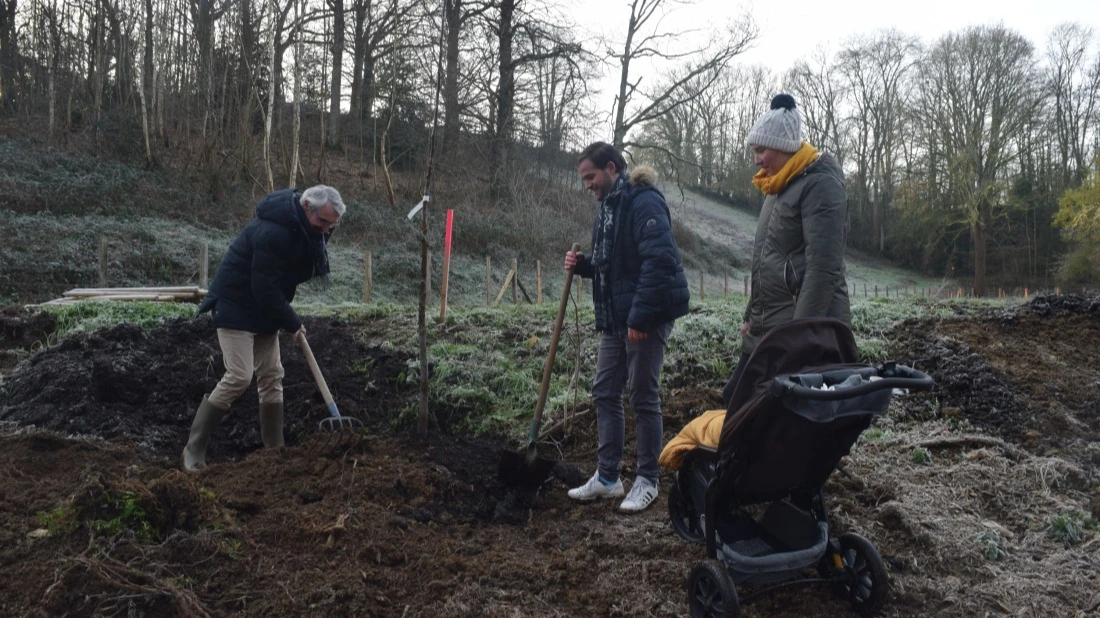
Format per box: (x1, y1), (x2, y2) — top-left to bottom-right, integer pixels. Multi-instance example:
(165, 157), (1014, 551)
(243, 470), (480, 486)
(628, 165), (657, 187)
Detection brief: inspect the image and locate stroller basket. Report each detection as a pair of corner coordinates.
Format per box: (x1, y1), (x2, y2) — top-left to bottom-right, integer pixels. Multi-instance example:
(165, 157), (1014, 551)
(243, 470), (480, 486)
(717, 500), (829, 584)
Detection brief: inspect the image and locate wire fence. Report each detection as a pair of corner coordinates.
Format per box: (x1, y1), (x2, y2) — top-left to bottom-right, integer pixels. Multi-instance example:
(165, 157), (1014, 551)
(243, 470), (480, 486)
(4, 236), (1087, 307)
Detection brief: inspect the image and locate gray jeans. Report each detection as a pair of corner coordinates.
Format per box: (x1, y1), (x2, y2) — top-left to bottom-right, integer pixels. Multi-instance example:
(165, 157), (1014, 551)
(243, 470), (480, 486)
(592, 321), (674, 484)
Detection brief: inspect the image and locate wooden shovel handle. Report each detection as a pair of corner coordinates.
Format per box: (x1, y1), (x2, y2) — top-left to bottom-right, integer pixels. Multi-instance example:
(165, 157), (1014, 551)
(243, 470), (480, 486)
(296, 334), (335, 407)
(531, 242), (582, 430)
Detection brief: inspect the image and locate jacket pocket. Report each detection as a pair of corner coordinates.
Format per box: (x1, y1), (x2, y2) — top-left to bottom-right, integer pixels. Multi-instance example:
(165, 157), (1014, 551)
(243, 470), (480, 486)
(783, 258), (803, 305)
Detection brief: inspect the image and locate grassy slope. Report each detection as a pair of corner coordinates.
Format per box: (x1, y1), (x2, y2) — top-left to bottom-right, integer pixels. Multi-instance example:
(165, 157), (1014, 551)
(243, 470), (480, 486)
(668, 184), (949, 294)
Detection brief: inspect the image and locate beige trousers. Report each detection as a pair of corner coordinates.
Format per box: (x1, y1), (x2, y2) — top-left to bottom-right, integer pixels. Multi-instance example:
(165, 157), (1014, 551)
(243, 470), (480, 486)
(208, 328), (285, 409)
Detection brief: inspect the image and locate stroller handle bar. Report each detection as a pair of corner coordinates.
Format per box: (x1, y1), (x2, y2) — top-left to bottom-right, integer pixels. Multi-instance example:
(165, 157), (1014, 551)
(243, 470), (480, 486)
(771, 363), (934, 401)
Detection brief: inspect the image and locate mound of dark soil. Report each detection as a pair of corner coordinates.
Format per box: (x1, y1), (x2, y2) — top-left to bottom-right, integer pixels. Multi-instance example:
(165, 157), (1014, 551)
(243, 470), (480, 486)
(889, 297), (1100, 469)
(1016, 293), (1100, 318)
(2, 299), (1097, 617)
(0, 305), (57, 373)
(0, 316), (413, 462)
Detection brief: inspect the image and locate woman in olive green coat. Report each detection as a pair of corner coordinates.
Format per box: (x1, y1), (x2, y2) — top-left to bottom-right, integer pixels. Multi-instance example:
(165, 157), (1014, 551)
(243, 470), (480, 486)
(722, 94), (851, 406)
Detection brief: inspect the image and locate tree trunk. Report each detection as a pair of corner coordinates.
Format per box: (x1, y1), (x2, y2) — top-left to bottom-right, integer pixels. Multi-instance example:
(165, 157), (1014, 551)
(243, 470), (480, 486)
(139, 0), (156, 167)
(289, 0), (302, 188)
(441, 0), (461, 155)
(0, 0), (19, 113)
(264, 0), (276, 190)
(327, 0), (344, 146)
(348, 0), (367, 120)
(490, 0), (515, 199)
(612, 11), (634, 150)
(972, 207), (988, 297)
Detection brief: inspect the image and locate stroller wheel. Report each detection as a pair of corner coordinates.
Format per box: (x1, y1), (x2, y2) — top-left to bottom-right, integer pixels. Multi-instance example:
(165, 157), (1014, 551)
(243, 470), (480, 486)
(835, 533), (888, 616)
(668, 482), (705, 544)
(687, 559), (741, 618)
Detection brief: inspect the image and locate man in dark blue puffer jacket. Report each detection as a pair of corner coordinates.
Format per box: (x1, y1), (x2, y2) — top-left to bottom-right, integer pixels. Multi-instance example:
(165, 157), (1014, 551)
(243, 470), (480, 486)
(183, 185), (345, 471)
(565, 142), (690, 513)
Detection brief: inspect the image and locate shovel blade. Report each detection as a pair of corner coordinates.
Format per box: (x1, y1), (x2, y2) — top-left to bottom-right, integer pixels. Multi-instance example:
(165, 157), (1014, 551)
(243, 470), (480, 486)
(498, 446), (556, 487)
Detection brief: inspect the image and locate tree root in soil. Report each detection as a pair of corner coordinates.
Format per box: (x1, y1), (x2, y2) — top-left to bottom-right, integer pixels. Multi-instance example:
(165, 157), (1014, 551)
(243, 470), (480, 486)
(43, 548), (212, 618)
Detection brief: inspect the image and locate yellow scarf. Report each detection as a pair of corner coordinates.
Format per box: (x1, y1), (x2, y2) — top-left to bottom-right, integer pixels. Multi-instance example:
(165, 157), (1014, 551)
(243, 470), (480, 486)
(752, 142), (820, 195)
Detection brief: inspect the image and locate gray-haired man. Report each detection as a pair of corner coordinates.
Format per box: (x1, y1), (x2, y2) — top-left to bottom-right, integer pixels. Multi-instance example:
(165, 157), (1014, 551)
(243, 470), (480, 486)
(183, 185), (346, 471)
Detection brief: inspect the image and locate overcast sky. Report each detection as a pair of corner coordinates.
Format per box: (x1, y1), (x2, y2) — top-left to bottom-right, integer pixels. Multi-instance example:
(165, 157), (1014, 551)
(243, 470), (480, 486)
(573, 0), (1100, 137)
(735, 0), (1099, 71)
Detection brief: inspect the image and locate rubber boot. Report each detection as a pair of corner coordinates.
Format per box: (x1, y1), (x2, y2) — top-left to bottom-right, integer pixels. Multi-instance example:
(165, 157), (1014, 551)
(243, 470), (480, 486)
(182, 396), (227, 472)
(259, 401), (285, 448)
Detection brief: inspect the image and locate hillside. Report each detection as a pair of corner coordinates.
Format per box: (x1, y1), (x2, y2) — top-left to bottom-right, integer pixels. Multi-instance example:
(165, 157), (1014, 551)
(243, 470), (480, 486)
(0, 134), (947, 308)
(668, 185), (948, 295)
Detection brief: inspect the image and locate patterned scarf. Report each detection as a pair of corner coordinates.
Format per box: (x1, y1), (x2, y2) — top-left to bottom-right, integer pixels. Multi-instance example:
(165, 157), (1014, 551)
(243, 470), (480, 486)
(294, 194), (333, 285)
(312, 233), (332, 287)
(591, 174), (626, 331)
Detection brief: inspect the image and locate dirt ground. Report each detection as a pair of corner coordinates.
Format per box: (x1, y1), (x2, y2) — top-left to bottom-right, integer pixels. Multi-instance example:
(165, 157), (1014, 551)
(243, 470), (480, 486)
(1, 297), (1098, 617)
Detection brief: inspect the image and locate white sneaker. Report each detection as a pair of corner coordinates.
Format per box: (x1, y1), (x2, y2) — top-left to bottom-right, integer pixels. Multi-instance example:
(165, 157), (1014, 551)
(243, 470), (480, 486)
(619, 477), (659, 513)
(568, 472), (626, 501)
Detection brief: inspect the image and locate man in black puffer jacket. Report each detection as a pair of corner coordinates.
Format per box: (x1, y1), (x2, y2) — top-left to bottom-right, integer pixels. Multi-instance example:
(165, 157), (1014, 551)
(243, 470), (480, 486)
(183, 185), (346, 472)
(564, 142), (690, 513)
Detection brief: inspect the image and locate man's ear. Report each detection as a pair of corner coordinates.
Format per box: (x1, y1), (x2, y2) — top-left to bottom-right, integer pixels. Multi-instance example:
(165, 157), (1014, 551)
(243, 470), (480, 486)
(605, 162), (618, 176)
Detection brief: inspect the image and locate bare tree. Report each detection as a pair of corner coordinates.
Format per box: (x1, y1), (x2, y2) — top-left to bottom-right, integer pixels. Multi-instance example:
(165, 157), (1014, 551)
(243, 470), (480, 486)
(488, 0), (579, 199)
(784, 49), (847, 165)
(441, 0), (490, 156)
(914, 25), (1041, 296)
(1047, 23), (1100, 188)
(348, 0), (414, 124)
(189, 0), (227, 136)
(838, 30), (919, 253)
(609, 0), (756, 150)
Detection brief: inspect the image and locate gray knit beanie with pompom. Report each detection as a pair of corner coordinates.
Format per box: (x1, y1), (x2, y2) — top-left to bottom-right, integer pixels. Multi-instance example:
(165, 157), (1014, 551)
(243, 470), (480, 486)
(746, 94), (802, 153)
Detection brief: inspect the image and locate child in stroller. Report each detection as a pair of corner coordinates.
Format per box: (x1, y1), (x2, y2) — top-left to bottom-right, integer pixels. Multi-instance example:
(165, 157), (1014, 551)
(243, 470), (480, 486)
(661, 317), (933, 617)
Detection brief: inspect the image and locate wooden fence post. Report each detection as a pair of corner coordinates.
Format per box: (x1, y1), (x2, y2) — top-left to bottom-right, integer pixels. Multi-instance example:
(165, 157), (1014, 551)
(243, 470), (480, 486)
(199, 242), (209, 289)
(699, 272), (705, 302)
(98, 236), (108, 286)
(577, 277), (584, 304)
(536, 260), (543, 305)
(723, 273), (728, 297)
(362, 251), (373, 302)
(486, 256), (491, 305)
(743, 275), (748, 296)
(511, 258), (518, 304)
(493, 268), (515, 307)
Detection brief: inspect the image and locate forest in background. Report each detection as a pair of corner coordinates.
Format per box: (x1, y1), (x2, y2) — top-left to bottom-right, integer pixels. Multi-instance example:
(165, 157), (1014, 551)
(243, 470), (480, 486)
(0, 0), (1098, 295)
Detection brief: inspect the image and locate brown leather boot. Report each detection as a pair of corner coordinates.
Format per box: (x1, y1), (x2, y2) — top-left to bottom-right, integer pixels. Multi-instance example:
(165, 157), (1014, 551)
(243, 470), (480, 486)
(182, 396), (228, 472)
(259, 400), (285, 448)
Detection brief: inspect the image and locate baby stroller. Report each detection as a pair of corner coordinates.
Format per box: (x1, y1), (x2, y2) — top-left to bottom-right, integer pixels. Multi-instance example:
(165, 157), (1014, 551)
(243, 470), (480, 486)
(667, 318), (933, 617)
